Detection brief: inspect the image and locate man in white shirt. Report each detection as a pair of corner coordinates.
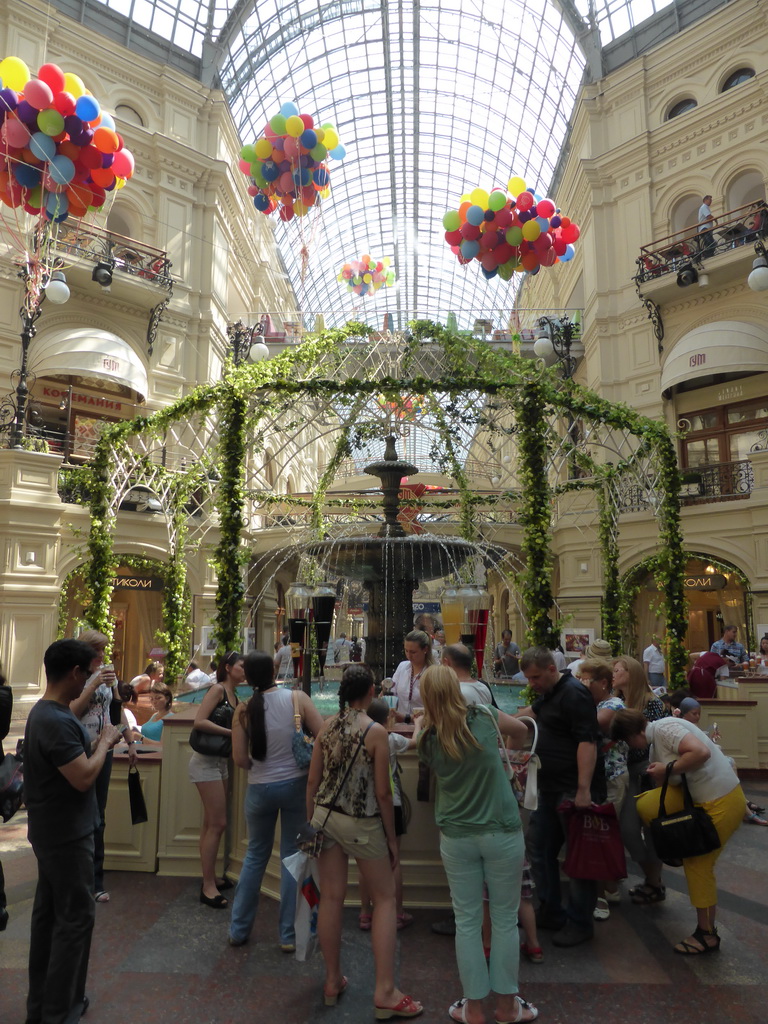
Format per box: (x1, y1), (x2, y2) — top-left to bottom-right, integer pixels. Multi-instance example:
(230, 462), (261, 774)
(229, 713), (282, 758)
(441, 643), (494, 705)
(642, 638), (666, 690)
(697, 194), (715, 257)
(333, 633), (352, 663)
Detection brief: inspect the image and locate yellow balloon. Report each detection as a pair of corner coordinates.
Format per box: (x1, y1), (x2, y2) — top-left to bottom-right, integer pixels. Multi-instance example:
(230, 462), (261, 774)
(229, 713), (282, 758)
(64, 72), (86, 98)
(522, 220), (541, 241)
(323, 129), (339, 150)
(364, 273), (372, 283)
(320, 187), (331, 198)
(115, 176), (126, 189)
(0, 56), (30, 92)
(460, 193), (471, 203)
(470, 187), (489, 208)
(285, 115), (304, 138)
(382, 257), (391, 267)
(294, 199), (308, 216)
(508, 175), (526, 196)
(255, 137), (273, 159)
(314, 128), (325, 143)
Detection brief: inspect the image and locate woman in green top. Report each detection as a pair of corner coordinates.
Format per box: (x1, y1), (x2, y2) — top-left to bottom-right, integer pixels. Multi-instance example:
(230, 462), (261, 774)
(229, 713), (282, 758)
(418, 666), (537, 1024)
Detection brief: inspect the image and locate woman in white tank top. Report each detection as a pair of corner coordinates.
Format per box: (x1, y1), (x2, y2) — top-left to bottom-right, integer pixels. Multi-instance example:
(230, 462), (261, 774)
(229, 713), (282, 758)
(228, 651), (323, 949)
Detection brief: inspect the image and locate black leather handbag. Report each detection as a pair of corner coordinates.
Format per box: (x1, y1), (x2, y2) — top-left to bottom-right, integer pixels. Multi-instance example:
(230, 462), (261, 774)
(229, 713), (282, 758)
(649, 762), (721, 866)
(189, 699), (234, 758)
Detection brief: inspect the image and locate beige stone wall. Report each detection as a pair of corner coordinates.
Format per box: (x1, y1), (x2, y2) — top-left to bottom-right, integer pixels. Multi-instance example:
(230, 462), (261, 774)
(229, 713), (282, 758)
(521, 1), (768, 635)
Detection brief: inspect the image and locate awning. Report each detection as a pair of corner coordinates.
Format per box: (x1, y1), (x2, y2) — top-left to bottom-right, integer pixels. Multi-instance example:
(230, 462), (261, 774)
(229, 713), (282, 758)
(660, 320), (768, 394)
(29, 328), (148, 400)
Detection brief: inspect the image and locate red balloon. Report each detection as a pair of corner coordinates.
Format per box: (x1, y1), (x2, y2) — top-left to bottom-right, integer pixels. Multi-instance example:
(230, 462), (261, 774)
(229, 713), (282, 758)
(79, 145), (103, 170)
(553, 236), (567, 256)
(516, 191), (534, 212)
(38, 63), (66, 94)
(445, 229), (462, 245)
(540, 247), (557, 267)
(300, 113), (314, 129)
(480, 232), (498, 251)
(460, 222), (481, 240)
(561, 223), (580, 243)
(494, 208), (513, 228)
(279, 205), (294, 221)
(521, 252), (540, 271)
(54, 91), (76, 116)
(537, 198), (555, 218)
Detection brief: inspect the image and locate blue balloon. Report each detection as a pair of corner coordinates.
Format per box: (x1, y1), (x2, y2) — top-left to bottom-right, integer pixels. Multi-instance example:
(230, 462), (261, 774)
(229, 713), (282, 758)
(12, 162), (41, 188)
(460, 239), (480, 259)
(29, 131), (56, 162)
(329, 144), (346, 161)
(45, 191), (69, 216)
(280, 101), (300, 118)
(75, 94), (100, 122)
(465, 205), (484, 226)
(536, 216), (550, 231)
(261, 161), (279, 182)
(48, 154), (75, 185)
(481, 267), (498, 279)
(560, 244), (575, 262)
(313, 167), (329, 187)
(253, 193), (270, 211)
(300, 129), (317, 149)
(98, 111), (116, 130)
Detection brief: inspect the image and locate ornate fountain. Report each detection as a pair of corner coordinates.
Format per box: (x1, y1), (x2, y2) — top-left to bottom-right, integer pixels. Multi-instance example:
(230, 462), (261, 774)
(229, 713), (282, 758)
(305, 435), (477, 679)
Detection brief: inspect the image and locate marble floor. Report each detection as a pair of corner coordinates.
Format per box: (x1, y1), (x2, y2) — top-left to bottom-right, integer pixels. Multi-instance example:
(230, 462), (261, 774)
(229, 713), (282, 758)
(2, 778), (767, 1024)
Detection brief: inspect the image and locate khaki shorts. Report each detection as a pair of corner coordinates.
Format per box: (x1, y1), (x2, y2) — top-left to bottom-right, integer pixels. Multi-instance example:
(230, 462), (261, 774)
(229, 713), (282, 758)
(311, 808), (387, 860)
(188, 751), (229, 783)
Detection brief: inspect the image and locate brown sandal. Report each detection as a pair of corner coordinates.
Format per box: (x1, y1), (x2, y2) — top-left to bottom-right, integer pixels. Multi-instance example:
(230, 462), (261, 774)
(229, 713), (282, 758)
(629, 883), (665, 904)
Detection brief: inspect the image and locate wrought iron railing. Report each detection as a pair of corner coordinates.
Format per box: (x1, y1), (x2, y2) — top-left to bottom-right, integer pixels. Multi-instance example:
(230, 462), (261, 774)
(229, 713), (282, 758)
(52, 222), (173, 289)
(679, 460), (754, 505)
(635, 200), (768, 284)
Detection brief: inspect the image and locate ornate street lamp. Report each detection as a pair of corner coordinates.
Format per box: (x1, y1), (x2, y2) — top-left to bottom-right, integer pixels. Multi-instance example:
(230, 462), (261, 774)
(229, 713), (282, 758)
(226, 319), (270, 364)
(747, 239), (768, 292)
(533, 315), (581, 379)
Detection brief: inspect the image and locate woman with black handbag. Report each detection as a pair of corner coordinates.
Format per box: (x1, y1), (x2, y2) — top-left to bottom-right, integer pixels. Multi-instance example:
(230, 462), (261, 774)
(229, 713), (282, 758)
(611, 708), (745, 955)
(188, 650), (244, 908)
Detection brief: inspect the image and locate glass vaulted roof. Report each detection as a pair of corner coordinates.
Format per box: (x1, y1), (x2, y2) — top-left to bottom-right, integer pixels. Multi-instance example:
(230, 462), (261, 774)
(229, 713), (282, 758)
(61, 0), (688, 321)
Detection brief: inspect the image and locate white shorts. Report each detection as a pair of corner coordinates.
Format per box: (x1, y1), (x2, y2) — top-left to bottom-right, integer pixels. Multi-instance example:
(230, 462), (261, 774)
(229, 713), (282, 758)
(188, 751), (229, 783)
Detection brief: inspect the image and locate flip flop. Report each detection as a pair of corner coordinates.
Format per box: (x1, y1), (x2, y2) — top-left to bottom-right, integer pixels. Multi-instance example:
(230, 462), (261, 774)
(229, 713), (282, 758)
(448, 998), (471, 1023)
(359, 913), (373, 931)
(324, 976), (348, 1006)
(397, 911), (414, 930)
(495, 996), (539, 1023)
(94, 891), (110, 903)
(374, 994), (424, 1019)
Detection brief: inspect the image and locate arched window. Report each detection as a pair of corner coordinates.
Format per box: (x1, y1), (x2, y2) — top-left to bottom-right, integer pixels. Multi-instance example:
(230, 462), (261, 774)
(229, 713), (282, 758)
(721, 68), (755, 92)
(115, 103), (145, 126)
(666, 98), (697, 120)
(107, 207), (135, 239)
(726, 170), (765, 212)
(670, 194), (702, 239)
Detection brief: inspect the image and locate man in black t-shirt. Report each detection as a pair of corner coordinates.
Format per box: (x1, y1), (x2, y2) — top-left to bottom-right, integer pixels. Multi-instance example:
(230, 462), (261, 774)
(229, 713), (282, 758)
(518, 646), (604, 948)
(24, 639), (120, 1024)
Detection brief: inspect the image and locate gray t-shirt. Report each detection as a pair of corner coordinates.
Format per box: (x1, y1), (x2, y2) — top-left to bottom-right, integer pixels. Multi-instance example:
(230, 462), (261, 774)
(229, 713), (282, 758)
(24, 700), (98, 847)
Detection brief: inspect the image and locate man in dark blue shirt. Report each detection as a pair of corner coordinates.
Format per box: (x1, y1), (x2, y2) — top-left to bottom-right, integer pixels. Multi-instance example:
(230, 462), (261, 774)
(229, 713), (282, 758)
(24, 639), (120, 1024)
(519, 646), (604, 948)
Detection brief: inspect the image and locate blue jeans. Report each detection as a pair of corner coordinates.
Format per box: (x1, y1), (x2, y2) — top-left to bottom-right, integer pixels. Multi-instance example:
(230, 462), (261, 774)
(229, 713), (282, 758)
(528, 791), (597, 931)
(229, 775), (307, 945)
(440, 829), (524, 1000)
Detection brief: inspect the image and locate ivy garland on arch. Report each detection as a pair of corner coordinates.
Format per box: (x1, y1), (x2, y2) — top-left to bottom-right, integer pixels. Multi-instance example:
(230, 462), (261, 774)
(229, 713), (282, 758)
(63, 319), (687, 678)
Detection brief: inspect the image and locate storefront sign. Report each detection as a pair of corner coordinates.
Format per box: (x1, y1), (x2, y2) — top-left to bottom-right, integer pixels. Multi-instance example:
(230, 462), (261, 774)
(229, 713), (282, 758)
(112, 575), (164, 591)
(413, 602), (441, 613)
(647, 573), (727, 591)
(41, 385), (124, 412)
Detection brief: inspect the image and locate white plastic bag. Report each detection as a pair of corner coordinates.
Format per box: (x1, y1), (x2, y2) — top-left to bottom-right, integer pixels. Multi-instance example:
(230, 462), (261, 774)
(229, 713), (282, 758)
(283, 850), (321, 961)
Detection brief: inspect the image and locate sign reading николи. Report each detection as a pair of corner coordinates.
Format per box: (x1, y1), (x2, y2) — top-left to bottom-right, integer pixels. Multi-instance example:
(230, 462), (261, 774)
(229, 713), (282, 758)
(112, 575), (164, 591)
(647, 573), (727, 591)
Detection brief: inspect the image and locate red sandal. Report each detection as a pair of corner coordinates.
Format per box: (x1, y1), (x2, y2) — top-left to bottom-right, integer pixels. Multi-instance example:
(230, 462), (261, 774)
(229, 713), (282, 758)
(520, 941), (544, 963)
(374, 994), (424, 1019)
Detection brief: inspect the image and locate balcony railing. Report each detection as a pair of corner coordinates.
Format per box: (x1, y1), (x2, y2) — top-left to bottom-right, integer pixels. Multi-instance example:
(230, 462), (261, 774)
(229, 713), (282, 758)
(635, 200), (768, 285)
(616, 459), (754, 512)
(52, 222), (172, 289)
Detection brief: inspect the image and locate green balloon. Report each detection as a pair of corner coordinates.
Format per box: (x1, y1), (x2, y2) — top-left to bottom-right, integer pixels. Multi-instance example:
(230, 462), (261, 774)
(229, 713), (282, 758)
(488, 190), (507, 212)
(310, 143), (327, 161)
(241, 143), (257, 163)
(506, 226), (523, 246)
(443, 210), (460, 231)
(37, 108), (65, 137)
(269, 113), (287, 135)
(251, 163), (267, 187)
(497, 262), (514, 281)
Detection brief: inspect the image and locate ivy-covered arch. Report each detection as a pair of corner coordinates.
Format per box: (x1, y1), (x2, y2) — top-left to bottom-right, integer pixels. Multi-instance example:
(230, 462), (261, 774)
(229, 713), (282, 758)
(64, 320), (687, 682)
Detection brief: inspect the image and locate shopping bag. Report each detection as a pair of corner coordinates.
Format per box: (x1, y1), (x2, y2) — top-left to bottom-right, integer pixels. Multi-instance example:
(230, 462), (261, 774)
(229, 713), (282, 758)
(0, 743), (23, 823)
(128, 766), (148, 825)
(283, 850), (320, 961)
(560, 801), (627, 881)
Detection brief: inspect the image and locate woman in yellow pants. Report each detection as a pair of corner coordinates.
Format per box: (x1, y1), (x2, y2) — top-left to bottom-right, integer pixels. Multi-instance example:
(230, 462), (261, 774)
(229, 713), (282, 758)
(611, 708), (745, 955)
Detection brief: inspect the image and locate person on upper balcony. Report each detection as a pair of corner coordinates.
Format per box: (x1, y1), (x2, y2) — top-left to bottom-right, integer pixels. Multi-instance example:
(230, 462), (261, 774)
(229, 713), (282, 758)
(697, 194), (716, 258)
(710, 625), (746, 668)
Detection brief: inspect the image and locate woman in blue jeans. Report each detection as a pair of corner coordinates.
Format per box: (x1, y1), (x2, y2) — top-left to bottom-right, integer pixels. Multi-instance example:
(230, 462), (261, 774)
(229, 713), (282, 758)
(228, 650), (323, 949)
(418, 666), (538, 1024)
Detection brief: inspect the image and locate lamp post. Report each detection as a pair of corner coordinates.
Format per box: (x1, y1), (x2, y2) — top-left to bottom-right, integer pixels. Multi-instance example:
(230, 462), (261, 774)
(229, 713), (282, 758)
(532, 315), (581, 379)
(1, 265), (70, 449)
(747, 239), (768, 292)
(226, 319), (270, 365)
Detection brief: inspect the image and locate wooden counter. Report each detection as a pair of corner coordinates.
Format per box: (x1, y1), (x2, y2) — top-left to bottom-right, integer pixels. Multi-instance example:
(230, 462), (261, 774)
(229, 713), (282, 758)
(103, 745), (162, 873)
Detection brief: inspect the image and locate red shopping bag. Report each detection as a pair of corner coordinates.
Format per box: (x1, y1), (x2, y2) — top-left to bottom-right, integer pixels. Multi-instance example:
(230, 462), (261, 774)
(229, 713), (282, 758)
(560, 801), (627, 881)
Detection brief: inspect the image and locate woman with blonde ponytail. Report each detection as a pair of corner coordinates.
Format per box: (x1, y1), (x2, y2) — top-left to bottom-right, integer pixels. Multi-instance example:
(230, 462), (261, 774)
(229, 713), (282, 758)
(417, 665), (537, 1024)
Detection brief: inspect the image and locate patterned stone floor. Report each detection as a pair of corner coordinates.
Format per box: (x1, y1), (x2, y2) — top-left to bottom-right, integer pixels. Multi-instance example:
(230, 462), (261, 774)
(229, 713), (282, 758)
(2, 778), (767, 1024)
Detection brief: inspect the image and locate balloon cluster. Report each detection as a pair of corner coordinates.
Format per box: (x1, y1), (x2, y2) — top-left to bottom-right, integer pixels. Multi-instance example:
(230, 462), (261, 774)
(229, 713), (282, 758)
(0, 56), (135, 223)
(337, 254), (395, 297)
(238, 101), (346, 222)
(442, 175), (580, 280)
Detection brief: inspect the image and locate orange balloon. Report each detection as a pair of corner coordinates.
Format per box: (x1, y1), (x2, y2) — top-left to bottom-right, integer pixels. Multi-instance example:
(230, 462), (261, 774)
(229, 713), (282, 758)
(58, 140), (81, 161)
(67, 181), (92, 206)
(521, 252), (540, 271)
(90, 166), (115, 187)
(92, 127), (120, 154)
(21, 148), (44, 167)
(458, 201), (471, 223)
